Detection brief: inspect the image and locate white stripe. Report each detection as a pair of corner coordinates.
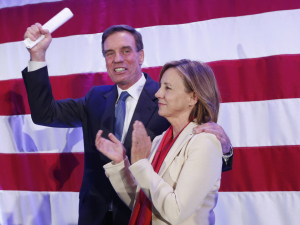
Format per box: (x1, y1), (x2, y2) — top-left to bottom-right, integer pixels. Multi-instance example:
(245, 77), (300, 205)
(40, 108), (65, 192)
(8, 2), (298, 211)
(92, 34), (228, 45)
(215, 191), (300, 225)
(1, 9), (300, 80)
(0, 98), (299, 153)
(0, 0), (62, 9)
(219, 98), (300, 147)
(0, 190), (79, 225)
(0, 115), (84, 153)
(0, 191), (299, 225)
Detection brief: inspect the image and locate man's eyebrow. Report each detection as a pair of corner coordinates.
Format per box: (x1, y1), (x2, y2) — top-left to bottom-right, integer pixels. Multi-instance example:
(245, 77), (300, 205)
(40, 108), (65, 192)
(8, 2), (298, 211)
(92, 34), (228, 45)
(104, 49), (114, 54)
(104, 46), (133, 54)
(121, 46), (133, 50)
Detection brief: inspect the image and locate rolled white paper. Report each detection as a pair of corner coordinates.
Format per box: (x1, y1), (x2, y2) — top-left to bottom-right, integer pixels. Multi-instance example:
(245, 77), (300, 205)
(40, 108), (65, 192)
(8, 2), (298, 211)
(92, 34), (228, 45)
(23, 8), (73, 49)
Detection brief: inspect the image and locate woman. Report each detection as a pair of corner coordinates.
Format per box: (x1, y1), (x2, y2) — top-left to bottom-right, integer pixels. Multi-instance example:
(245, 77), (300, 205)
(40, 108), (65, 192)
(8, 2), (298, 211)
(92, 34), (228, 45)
(95, 59), (222, 225)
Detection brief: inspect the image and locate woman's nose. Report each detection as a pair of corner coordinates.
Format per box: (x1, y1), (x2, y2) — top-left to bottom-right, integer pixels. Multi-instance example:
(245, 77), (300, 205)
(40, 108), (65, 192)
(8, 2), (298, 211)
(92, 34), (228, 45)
(155, 88), (162, 98)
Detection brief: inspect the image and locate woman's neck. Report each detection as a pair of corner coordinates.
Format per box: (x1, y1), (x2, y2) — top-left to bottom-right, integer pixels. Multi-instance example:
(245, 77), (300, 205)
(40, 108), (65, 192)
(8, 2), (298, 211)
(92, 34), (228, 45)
(170, 118), (190, 139)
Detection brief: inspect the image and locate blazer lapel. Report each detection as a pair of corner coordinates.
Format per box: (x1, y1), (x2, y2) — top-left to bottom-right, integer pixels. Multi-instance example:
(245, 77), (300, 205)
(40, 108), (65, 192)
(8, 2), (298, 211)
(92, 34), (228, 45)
(157, 122), (197, 177)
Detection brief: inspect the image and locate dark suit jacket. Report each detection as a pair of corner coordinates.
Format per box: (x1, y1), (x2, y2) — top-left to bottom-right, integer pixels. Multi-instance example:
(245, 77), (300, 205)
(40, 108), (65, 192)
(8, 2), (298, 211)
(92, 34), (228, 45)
(22, 66), (232, 225)
(22, 67), (170, 225)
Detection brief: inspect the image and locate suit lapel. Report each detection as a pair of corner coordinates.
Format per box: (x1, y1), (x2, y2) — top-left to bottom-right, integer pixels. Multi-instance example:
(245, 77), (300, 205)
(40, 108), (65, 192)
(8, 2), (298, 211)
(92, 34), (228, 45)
(99, 85), (117, 139)
(157, 122), (197, 177)
(123, 74), (159, 152)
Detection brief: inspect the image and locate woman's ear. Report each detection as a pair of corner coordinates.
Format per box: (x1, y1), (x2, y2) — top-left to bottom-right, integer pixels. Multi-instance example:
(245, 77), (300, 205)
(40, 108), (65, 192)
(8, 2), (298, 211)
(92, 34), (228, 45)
(189, 92), (198, 107)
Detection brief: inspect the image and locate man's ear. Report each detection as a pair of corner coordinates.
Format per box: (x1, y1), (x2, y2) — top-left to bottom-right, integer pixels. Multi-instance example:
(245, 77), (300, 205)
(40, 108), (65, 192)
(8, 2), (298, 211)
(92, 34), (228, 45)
(139, 49), (144, 65)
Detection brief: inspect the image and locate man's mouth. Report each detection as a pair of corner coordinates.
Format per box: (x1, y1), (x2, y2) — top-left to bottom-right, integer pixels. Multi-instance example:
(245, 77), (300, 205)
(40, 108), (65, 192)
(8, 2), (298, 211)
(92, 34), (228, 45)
(114, 68), (126, 72)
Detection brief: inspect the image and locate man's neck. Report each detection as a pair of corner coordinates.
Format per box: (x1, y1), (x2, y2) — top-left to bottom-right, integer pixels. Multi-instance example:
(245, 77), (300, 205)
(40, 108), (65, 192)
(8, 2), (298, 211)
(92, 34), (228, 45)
(117, 73), (144, 91)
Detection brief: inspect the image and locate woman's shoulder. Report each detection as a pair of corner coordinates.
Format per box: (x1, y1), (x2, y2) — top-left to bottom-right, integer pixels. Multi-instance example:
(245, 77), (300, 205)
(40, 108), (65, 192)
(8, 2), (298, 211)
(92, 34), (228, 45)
(192, 132), (221, 146)
(187, 124), (222, 155)
(189, 122), (219, 142)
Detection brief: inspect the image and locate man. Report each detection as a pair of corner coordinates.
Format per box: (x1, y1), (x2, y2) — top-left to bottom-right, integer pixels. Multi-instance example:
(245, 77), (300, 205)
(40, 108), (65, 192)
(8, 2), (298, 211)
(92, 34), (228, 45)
(22, 24), (233, 225)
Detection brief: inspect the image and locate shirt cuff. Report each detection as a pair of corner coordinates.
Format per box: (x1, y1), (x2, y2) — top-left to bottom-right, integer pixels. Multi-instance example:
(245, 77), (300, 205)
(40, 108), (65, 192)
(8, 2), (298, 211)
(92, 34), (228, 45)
(28, 61), (47, 72)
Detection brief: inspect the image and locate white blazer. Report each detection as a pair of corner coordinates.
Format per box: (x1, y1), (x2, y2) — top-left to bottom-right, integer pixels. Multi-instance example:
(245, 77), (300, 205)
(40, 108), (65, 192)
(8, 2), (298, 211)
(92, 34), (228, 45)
(104, 122), (222, 225)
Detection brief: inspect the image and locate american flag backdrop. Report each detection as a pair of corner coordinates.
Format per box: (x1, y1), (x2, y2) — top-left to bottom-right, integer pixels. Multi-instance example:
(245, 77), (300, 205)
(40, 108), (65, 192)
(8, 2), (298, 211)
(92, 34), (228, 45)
(0, 0), (300, 224)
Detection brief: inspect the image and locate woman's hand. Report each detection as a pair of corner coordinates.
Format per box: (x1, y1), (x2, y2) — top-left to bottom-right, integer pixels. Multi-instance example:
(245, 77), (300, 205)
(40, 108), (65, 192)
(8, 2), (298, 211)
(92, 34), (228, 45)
(131, 121), (152, 164)
(95, 130), (126, 164)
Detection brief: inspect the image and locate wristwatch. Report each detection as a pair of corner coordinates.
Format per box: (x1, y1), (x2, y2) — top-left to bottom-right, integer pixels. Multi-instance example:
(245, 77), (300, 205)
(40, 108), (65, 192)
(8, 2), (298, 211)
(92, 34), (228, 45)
(222, 144), (233, 161)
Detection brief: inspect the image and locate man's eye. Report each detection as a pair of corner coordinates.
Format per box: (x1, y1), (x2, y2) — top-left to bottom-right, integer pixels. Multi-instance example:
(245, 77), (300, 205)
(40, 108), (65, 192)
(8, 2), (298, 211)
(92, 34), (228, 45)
(124, 49), (131, 54)
(106, 52), (113, 57)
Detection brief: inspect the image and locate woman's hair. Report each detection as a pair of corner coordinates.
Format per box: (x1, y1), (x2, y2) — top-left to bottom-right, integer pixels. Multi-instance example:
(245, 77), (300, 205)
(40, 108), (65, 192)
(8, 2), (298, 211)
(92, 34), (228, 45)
(159, 59), (221, 124)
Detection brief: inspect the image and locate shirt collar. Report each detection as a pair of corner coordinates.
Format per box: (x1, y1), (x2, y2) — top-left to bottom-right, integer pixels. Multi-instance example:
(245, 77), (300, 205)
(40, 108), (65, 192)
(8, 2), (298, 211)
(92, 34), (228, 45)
(116, 73), (146, 101)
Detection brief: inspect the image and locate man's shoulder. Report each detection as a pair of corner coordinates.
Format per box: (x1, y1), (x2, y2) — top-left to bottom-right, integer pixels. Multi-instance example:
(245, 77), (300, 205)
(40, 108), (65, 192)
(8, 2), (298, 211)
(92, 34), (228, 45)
(92, 84), (115, 94)
(84, 84), (116, 101)
(143, 72), (159, 93)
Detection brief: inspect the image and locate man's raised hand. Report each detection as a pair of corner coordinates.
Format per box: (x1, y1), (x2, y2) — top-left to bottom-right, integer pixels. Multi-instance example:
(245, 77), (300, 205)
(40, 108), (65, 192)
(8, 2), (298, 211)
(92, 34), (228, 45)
(24, 23), (52, 61)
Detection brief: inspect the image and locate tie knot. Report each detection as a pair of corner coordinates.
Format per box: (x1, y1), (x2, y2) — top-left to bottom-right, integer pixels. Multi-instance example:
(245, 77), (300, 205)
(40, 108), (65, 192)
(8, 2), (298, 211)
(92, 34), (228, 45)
(119, 91), (130, 102)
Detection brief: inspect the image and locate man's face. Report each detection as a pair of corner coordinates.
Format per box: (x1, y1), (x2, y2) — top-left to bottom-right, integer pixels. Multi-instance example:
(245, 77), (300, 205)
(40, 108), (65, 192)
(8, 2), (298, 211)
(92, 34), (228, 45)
(103, 31), (144, 90)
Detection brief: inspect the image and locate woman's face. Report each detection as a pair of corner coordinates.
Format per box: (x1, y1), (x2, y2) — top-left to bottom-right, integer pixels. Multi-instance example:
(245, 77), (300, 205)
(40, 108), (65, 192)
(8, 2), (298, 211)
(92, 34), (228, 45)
(155, 68), (197, 121)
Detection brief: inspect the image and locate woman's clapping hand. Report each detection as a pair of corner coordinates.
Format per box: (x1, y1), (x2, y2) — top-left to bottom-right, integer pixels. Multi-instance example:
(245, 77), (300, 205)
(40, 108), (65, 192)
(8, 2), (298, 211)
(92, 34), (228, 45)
(131, 121), (152, 164)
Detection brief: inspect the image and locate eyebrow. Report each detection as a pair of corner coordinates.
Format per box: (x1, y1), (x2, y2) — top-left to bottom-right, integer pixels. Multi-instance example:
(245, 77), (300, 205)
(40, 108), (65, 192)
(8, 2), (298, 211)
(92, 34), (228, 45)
(104, 46), (133, 55)
(104, 49), (114, 55)
(160, 82), (172, 86)
(121, 46), (133, 50)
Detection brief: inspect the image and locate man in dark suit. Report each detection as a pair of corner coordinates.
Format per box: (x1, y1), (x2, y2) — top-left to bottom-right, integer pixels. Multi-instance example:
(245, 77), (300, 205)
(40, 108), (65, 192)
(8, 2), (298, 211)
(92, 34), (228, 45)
(22, 24), (233, 225)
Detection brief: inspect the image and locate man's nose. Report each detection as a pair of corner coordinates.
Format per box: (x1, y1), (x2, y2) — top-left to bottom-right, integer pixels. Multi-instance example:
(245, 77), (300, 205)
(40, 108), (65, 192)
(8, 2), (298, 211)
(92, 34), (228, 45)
(114, 52), (124, 63)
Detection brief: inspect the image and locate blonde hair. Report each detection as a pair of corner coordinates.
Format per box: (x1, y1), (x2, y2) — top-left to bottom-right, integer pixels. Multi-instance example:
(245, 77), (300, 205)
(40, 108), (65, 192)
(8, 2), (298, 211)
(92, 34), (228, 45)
(159, 59), (221, 124)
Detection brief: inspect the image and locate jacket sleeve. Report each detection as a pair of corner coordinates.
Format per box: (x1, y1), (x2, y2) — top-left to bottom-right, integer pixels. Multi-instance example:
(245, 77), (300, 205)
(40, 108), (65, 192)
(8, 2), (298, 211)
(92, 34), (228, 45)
(22, 66), (91, 128)
(103, 134), (164, 209)
(103, 156), (138, 210)
(222, 154), (233, 172)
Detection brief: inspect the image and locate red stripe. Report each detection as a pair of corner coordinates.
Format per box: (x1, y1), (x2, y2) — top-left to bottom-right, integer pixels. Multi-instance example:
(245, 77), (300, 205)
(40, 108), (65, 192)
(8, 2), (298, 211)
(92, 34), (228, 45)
(0, 152), (83, 192)
(1, 54), (300, 116)
(1, 0), (300, 44)
(0, 146), (299, 192)
(220, 145), (300, 192)
(0, 72), (114, 115)
(210, 54), (300, 103)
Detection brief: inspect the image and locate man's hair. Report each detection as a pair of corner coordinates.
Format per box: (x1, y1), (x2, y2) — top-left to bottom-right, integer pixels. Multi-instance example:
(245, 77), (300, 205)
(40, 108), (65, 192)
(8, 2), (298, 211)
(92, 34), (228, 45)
(101, 25), (144, 56)
(159, 59), (221, 124)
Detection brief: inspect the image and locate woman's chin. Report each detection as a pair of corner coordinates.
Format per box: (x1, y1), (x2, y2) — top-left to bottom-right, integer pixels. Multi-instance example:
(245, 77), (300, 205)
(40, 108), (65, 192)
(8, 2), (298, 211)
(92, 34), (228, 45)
(158, 110), (170, 120)
(158, 110), (164, 117)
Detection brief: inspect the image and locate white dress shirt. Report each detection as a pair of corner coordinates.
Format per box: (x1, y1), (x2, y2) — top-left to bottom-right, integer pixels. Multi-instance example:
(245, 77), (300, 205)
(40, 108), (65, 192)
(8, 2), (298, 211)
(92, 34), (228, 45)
(116, 74), (146, 143)
(28, 61), (47, 72)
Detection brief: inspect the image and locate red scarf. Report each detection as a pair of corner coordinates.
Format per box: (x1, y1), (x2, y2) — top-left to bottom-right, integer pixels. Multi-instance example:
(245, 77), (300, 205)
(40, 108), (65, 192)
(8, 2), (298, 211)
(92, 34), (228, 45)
(129, 123), (189, 225)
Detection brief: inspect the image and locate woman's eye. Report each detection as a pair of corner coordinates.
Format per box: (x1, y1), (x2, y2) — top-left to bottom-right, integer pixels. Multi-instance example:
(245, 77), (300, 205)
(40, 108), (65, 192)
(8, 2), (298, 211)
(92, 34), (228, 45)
(165, 86), (171, 90)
